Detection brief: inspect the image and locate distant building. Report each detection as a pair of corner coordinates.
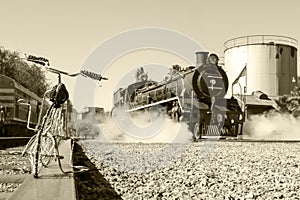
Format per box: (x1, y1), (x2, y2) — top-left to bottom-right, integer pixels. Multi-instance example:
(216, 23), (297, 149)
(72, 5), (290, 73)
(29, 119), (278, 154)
(81, 107), (105, 122)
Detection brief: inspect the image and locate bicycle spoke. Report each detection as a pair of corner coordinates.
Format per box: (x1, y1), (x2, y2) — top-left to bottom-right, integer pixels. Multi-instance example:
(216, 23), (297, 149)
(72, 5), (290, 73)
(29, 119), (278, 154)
(40, 133), (55, 167)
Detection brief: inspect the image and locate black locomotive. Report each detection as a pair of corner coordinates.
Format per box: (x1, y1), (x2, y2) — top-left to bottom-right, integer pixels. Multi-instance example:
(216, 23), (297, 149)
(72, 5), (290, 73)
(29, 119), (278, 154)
(113, 52), (244, 140)
(0, 74), (48, 137)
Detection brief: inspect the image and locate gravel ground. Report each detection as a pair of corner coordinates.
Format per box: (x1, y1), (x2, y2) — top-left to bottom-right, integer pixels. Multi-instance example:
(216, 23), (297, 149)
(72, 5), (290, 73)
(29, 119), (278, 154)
(79, 140), (300, 200)
(0, 147), (30, 199)
(73, 143), (123, 200)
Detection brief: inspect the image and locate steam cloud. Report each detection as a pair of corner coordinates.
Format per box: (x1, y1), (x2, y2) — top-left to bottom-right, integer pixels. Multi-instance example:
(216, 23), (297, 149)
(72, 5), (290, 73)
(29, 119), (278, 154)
(243, 111), (300, 140)
(76, 107), (300, 142)
(98, 108), (193, 143)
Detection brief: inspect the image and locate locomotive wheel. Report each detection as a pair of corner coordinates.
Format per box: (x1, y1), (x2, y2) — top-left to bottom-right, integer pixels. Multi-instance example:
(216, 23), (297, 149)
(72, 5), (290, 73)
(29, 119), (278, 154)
(193, 123), (201, 141)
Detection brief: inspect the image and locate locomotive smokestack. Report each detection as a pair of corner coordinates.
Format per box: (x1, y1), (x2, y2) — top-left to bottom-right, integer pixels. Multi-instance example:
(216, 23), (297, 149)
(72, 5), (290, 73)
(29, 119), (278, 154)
(195, 51), (209, 67)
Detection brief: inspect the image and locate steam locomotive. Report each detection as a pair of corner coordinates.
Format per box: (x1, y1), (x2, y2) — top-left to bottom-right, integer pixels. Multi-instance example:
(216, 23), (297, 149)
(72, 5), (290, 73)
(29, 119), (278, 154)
(0, 74), (48, 137)
(113, 52), (244, 140)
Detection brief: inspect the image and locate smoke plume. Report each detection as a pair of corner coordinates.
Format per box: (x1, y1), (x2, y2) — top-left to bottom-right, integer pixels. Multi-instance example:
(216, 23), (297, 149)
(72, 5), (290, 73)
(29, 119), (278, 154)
(98, 108), (193, 143)
(243, 111), (300, 140)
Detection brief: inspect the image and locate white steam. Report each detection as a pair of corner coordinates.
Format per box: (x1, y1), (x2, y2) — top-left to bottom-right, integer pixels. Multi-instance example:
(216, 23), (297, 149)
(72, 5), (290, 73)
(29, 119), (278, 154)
(98, 108), (193, 143)
(75, 111), (101, 138)
(243, 111), (300, 140)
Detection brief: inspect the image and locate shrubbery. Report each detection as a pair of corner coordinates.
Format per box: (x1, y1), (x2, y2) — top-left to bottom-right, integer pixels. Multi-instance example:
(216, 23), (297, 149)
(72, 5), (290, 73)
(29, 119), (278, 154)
(0, 46), (48, 97)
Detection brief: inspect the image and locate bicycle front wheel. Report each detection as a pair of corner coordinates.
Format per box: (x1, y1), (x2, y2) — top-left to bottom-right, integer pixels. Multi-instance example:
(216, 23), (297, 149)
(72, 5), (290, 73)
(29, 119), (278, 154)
(33, 131), (42, 178)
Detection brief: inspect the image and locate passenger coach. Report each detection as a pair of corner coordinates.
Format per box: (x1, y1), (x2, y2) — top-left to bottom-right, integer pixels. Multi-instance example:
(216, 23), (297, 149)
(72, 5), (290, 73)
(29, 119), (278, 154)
(0, 74), (47, 137)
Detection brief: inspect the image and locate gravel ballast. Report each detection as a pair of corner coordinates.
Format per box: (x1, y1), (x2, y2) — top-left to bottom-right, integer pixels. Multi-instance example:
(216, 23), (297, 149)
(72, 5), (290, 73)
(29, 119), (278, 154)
(79, 140), (300, 199)
(0, 147), (30, 199)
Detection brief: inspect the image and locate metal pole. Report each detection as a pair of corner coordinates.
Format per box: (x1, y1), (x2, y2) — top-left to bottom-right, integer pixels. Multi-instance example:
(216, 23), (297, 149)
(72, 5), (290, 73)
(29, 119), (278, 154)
(58, 73), (61, 83)
(237, 82), (245, 112)
(65, 105), (68, 137)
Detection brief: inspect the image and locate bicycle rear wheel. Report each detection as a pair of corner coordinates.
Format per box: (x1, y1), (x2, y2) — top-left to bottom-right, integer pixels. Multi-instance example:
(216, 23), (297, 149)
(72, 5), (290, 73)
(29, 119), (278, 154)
(40, 133), (55, 167)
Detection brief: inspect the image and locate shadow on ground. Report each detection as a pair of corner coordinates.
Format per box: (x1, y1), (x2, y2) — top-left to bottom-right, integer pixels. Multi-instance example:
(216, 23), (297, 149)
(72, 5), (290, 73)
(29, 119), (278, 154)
(73, 142), (122, 200)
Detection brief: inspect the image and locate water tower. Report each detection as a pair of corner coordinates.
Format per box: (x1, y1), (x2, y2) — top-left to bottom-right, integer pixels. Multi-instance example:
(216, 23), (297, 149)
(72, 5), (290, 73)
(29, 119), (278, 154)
(224, 35), (298, 97)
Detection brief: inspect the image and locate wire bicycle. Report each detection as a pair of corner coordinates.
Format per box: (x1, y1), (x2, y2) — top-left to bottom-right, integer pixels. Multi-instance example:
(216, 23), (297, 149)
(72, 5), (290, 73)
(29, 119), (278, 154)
(19, 55), (108, 178)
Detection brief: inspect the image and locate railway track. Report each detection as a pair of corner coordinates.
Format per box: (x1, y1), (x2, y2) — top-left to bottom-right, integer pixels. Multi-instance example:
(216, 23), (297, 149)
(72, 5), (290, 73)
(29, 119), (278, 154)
(0, 146), (30, 200)
(3, 139), (121, 200)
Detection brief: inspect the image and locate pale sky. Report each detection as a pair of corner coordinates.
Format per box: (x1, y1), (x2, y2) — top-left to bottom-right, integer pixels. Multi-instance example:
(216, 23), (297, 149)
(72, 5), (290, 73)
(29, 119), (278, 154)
(1, 0), (300, 111)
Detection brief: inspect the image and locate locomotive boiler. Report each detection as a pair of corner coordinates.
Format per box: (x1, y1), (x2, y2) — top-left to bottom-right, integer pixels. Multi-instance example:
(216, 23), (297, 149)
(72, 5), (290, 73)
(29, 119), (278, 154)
(113, 52), (244, 140)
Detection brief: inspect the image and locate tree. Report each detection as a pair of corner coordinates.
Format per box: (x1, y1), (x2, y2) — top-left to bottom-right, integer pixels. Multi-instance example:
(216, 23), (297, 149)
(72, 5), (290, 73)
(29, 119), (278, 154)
(164, 64), (182, 81)
(135, 67), (148, 82)
(0, 46), (48, 97)
(277, 84), (300, 113)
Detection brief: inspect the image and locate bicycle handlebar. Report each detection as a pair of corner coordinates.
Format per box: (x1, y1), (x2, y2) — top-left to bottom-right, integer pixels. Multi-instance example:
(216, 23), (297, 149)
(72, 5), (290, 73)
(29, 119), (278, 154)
(25, 54), (108, 81)
(80, 70), (108, 81)
(26, 55), (50, 66)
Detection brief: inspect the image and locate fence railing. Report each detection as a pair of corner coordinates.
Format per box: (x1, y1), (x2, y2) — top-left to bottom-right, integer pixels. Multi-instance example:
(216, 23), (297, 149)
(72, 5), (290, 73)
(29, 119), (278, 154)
(224, 35), (298, 50)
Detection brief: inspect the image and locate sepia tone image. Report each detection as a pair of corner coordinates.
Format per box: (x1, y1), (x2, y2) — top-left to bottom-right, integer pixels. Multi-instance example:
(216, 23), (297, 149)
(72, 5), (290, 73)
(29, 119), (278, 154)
(1, 0), (300, 199)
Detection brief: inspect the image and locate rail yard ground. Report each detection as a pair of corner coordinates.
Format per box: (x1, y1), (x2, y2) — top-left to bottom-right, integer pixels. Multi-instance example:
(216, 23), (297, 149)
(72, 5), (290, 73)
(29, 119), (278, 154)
(77, 139), (300, 200)
(1, 138), (300, 200)
(0, 146), (30, 200)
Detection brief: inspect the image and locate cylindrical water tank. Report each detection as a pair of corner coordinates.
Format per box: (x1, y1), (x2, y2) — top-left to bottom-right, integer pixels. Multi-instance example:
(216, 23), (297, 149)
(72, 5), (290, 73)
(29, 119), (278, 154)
(224, 35), (298, 97)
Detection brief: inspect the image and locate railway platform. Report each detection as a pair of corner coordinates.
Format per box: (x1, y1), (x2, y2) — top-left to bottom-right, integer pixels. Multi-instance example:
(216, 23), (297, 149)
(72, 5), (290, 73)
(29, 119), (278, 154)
(7, 139), (76, 200)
